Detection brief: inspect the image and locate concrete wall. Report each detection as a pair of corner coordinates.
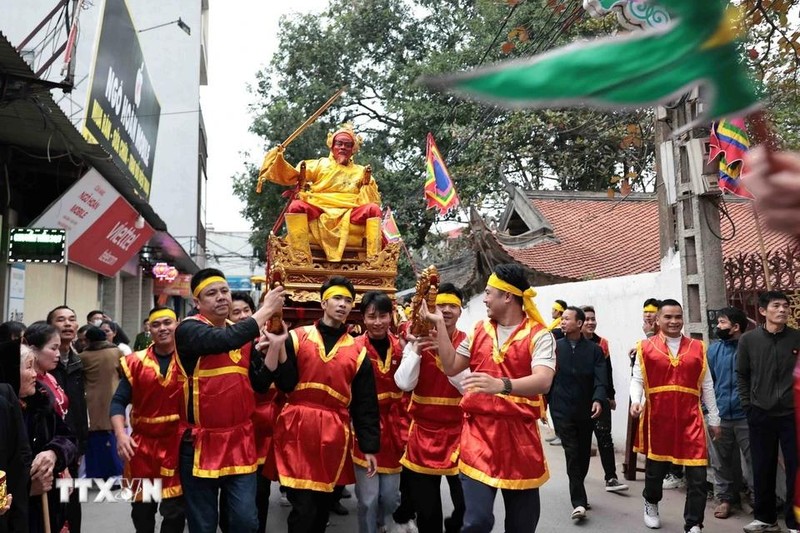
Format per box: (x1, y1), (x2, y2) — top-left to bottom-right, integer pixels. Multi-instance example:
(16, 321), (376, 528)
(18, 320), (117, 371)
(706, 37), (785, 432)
(23, 263), (99, 324)
(457, 252), (683, 445)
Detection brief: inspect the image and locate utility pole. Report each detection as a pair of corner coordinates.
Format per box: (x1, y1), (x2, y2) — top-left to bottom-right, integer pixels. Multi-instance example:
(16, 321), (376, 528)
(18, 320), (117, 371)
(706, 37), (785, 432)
(661, 95), (728, 342)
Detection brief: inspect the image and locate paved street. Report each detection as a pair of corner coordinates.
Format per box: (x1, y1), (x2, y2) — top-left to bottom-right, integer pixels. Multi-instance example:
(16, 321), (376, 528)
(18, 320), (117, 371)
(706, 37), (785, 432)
(82, 437), (758, 532)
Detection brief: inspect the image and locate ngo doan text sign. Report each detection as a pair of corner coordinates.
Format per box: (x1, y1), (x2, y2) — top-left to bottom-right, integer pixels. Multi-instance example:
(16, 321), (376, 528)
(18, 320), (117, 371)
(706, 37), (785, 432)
(82, 0), (160, 200)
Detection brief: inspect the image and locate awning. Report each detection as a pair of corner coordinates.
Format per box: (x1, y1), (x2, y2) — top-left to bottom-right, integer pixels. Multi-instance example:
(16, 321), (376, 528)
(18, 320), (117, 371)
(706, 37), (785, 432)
(0, 32), (167, 232)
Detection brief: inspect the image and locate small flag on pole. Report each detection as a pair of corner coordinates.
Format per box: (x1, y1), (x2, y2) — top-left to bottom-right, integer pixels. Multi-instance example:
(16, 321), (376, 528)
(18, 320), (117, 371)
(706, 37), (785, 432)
(425, 133), (460, 215)
(709, 118), (752, 199)
(382, 208), (402, 242)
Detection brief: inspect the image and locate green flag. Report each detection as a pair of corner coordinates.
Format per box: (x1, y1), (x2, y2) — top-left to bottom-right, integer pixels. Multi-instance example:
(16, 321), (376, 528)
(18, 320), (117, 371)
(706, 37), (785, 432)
(422, 0), (759, 126)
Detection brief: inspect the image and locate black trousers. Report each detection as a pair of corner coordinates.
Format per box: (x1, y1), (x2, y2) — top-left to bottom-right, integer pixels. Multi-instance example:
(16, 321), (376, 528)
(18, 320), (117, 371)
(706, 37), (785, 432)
(130, 497), (185, 533)
(286, 488), (337, 533)
(219, 474), (271, 533)
(592, 408), (617, 481)
(392, 467), (416, 524)
(643, 459), (706, 530)
(748, 408), (798, 529)
(460, 474), (539, 533)
(405, 468), (465, 533)
(554, 416), (594, 508)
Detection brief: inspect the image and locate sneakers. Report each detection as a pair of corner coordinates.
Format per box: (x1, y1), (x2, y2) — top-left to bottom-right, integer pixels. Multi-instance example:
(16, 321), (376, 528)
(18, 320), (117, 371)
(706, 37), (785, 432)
(742, 520), (781, 532)
(644, 500), (661, 529)
(279, 493), (291, 507)
(571, 506), (587, 520)
(605, 478), (629, 492)
(687, 527), (702, 533)
(662, 473), (686, 490)
(549, 437), (562, 446)
(392, 520), (419, 533)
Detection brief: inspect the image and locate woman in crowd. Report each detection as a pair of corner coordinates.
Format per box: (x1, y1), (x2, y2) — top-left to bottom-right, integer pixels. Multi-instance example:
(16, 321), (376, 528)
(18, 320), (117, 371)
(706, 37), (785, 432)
(100, 320), (132, 355)
(0, 322), (25, 343)
(1, 342), (77, 533)
(0, 340), (32, 533)
(24, 322), (70, 420)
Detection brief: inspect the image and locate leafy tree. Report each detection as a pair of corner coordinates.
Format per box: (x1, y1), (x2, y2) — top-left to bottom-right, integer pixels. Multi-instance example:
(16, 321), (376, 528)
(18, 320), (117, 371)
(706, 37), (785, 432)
(233, 0), (654, 259)
(741, 0), (800, 147)
(233, 0), (799, 290)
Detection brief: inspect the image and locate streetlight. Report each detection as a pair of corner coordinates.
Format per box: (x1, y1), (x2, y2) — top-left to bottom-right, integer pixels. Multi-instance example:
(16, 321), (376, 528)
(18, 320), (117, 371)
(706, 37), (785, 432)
(138, 17), (191, 36)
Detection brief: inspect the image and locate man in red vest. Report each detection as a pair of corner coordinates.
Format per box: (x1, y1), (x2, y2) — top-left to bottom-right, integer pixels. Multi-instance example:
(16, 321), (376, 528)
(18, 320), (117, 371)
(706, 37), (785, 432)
(630, 299), (721, 532)
(111, 306), (185, 532)
(175, 268), (286, 533)
(352, 291), (405, 533)
(270, 275), (380, 533)
(394, 282), (468, 533)
(427, 263), (556, 533)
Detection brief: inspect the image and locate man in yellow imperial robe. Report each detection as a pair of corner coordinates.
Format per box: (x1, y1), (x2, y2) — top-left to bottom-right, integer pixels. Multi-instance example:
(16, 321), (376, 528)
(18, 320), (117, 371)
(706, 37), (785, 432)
(259, 123), (383, 262)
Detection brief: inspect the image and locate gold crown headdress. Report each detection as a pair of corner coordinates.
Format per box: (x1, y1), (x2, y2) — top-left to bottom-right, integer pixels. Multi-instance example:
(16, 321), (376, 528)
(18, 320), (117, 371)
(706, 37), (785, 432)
(326, 123), (363, 154)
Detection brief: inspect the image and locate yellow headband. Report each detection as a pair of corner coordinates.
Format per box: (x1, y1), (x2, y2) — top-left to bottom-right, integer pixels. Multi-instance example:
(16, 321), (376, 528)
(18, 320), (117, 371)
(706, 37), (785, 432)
(436, 293), (462, 307)
(149, 309), (177, 323)
(552, 302), (565, 313)
(192, 276), (227, 298)
(322, 286), (353, 302)
(487, 273), (546, 326)
(643, 305), (659, 313)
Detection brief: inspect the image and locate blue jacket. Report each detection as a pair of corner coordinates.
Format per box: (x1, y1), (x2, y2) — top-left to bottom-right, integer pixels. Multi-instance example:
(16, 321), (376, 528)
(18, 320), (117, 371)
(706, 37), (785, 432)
(707, 338), (745, 420)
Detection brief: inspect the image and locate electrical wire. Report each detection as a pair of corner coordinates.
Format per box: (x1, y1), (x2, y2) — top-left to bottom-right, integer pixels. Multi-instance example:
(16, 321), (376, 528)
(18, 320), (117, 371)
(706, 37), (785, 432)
(704, 192), (737, 242)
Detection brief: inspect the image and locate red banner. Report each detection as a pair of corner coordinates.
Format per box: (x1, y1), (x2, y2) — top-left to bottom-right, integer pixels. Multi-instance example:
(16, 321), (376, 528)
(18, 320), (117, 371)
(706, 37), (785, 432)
(69, 197), (154, 277)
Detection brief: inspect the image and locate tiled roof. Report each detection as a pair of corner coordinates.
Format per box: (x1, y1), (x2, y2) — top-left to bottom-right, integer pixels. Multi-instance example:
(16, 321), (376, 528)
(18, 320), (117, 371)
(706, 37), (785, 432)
(500, 193), (796, 281)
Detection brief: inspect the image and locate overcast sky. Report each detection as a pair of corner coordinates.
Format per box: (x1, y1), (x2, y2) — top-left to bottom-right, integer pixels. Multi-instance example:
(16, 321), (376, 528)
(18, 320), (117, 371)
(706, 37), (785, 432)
(200, 1), (328, 232)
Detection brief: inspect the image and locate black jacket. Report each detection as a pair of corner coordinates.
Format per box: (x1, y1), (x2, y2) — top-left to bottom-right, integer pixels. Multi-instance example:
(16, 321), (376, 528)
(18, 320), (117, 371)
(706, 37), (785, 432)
(50, 348), (87, 456)
(22, 383), (78, 533)
(0, 384), (31, 533)
(548, 336), (608, 421)
(737, 325), (800, 417)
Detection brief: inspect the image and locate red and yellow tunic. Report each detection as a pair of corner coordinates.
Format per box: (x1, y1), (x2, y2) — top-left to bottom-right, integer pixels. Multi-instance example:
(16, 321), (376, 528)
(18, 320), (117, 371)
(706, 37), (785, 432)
(254, 386), (286, 477)
(633, 334), (708, 465)
(120, 347), (184, 498)
(352, 333), (404, 474)
(177, 315), (258, 478)
(401, 329), (467, 476)
(460, 319), (549, 489)
(272, 325), (367, 492)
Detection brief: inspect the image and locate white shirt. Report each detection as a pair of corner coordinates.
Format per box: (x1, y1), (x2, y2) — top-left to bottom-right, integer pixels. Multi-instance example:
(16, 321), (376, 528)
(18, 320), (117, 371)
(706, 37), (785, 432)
(117, 342), (133, 356)
(629, 335), (720, 426)
(455, 321), (557, 371)
(394, 340), (470, 394)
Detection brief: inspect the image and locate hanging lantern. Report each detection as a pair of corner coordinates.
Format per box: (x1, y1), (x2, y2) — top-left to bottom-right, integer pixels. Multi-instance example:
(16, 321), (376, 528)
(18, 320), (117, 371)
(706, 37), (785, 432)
(152, 262), (171, 280)
(165, 266), (179, 283)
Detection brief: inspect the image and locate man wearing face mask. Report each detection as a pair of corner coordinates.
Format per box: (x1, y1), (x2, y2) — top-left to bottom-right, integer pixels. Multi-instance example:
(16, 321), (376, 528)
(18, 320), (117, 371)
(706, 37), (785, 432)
(86, 310), (106, 328)
(706, 307), (751, 520)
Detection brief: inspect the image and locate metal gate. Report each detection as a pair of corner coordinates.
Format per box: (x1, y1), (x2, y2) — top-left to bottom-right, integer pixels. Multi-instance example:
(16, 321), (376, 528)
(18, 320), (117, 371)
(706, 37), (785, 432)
(724, 246), (800, 328)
